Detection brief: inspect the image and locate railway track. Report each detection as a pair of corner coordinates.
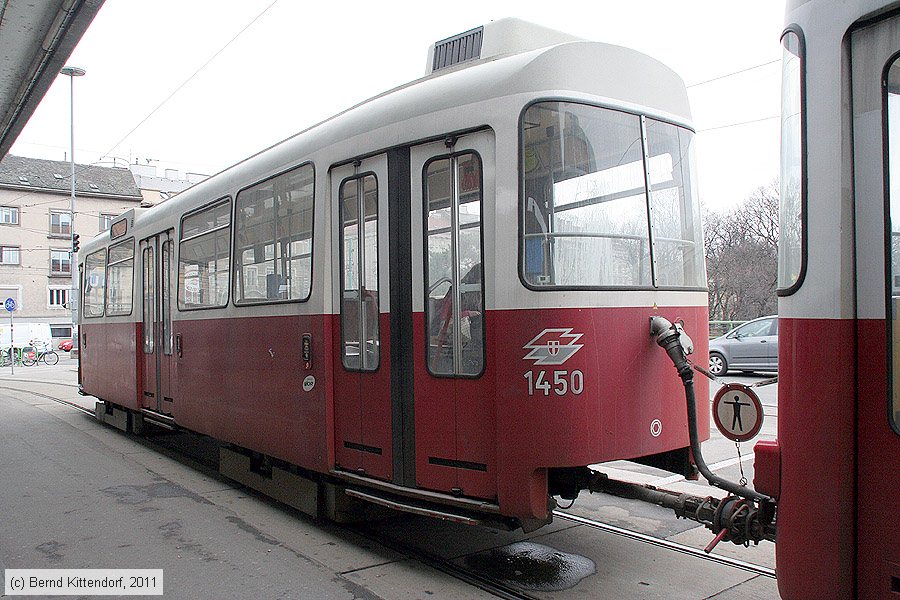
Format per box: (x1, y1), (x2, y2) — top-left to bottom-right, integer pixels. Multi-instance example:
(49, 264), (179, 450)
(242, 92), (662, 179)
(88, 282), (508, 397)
(553, 510), (776, 579)
(0, 380), (93, 416)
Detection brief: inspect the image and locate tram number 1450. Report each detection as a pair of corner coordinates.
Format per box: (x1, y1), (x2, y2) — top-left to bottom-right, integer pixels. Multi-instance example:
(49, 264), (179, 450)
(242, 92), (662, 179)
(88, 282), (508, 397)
(524, 370), (584, 397)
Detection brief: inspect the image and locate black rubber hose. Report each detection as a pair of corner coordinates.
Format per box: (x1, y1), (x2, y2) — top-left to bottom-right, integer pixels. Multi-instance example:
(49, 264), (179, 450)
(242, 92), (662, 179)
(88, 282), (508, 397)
(682, 370), (772, 503)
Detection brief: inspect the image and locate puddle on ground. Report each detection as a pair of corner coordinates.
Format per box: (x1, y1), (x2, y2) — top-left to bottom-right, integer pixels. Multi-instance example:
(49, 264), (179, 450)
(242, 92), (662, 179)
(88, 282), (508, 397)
(463, 541), (595, 591)
(100, 482), (211, 505)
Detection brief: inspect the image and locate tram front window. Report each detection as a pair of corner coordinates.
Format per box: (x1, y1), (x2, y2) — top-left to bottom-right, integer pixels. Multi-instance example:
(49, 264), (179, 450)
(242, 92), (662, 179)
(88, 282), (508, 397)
(520, 101), (704, 289)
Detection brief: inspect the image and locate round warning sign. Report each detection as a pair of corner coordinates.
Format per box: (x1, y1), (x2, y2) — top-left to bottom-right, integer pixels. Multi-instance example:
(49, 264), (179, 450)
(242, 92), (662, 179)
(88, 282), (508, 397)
(712, 383), (764, 443)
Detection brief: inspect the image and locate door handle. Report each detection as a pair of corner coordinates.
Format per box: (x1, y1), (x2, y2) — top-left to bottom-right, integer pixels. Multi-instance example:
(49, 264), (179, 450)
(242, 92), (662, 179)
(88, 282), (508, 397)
(82, 333), (86, 348)
(175, 333), (183, 358)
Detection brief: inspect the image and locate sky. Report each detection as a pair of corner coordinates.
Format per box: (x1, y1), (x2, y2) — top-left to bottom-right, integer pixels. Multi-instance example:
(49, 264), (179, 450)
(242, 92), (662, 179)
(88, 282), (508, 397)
(10, 1), (787, 213)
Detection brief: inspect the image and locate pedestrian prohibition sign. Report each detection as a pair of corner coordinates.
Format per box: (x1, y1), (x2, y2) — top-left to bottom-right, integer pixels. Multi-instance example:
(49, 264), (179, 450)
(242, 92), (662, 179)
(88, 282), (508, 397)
(712, 383), (764, 443)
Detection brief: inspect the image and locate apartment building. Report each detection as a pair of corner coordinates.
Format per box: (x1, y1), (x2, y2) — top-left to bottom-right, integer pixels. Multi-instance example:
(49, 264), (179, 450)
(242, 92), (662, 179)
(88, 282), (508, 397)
(0, 154), (142, 340)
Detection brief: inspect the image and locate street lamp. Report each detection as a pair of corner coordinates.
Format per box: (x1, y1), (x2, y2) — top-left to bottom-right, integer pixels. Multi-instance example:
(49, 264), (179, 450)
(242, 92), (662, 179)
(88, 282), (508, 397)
(60, 66), (85, 357)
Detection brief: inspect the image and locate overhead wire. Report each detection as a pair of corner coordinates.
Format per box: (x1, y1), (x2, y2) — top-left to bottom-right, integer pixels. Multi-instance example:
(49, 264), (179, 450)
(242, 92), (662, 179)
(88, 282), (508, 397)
(1, 1), (280, 209)
(97, 0), (280, 162)
(686, 58), (780, 89)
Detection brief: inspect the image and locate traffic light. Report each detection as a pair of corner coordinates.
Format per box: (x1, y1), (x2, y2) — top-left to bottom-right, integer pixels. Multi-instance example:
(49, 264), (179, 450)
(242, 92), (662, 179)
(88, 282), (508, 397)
(72, 233), (80, 253)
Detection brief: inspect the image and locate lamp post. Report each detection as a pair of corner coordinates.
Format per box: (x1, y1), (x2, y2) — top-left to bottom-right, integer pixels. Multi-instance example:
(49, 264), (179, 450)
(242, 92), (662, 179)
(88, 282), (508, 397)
(60, 66), (85, 357)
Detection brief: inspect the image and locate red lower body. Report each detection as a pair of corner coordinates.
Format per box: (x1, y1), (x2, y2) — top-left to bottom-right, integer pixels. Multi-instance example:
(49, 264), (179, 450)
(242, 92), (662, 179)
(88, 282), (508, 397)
(757, 318), (899, 600)
(80, 304), (708, 522)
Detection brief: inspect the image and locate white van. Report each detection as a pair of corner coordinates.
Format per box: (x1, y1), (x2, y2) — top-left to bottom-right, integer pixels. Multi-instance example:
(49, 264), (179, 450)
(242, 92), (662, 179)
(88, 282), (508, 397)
(0, 322), (53, 349)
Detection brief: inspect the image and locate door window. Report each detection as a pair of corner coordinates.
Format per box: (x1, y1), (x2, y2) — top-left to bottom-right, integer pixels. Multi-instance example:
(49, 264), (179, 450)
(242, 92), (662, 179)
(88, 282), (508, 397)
(162, 239), (173, 355)
(885, 55), (900, 432)
(340, 174), (379, 371)
(142, 246), (155, 354)
(424, 152), (485, 377)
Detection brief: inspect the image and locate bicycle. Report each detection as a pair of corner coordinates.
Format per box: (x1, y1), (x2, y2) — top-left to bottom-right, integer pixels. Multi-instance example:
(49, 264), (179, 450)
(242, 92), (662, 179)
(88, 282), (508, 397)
(0, 348), (25, 367)
(23, 348), (59, 366)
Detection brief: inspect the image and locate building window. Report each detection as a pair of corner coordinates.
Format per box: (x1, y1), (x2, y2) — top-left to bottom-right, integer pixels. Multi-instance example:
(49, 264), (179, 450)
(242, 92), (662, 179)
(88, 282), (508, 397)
(50, 326), (71, 338)
(50, 250), (72, 276)
(99, 213), (117, 232)
(48, 287), (68, 309)
(0, 206), (19, 225)
(50, 211), (72, 237)
(0, 246), (20, 265)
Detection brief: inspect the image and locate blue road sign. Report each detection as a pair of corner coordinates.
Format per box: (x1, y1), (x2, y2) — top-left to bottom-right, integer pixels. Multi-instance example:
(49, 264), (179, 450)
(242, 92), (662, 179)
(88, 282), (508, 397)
(4, 298), (15, 312)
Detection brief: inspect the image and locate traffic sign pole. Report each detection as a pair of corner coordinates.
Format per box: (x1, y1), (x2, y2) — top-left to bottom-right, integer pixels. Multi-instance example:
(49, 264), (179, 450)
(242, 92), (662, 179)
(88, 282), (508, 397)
(5, 297), (15, 375)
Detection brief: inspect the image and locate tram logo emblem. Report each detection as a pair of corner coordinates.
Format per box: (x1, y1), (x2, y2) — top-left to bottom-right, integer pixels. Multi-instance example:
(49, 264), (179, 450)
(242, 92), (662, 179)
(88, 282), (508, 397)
(523, 328), (584, 365)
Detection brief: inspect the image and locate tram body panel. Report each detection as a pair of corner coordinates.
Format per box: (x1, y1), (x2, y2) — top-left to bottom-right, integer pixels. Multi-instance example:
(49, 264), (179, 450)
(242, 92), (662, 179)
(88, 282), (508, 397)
(80, 321), (141, 411)
(171, 313), (333, 474)
(492, 305), (709, 517)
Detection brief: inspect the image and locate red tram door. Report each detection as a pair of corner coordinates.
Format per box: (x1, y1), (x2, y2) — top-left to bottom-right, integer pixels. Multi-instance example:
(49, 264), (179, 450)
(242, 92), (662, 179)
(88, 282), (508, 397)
(140, 232), (175, 416)
(410, 132), (496, 501)
(332, 156), (393, 480)
(851, 16), (900, 595)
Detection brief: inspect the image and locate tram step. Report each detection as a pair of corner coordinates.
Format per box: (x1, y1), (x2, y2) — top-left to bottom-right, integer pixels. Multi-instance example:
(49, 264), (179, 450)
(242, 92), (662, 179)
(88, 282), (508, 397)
(344, 488), (483, 526)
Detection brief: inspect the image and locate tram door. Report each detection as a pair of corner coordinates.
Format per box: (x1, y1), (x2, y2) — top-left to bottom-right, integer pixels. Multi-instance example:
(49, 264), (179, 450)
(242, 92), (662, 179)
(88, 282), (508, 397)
(332, 156), (393, 480)
(140, 232), (175, 415)
(410, 131), (496, 500)
(851, 15), (900, 593)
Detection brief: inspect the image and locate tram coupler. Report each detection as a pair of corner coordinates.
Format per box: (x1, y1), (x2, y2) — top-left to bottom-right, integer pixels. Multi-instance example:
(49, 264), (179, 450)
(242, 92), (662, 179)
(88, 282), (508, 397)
(648, 316), (773, 504)
(581, 470), (776, 547)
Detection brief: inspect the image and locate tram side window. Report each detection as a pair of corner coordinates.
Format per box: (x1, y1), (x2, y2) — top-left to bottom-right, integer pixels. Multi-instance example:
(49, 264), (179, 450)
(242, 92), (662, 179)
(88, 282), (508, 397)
(178, 199), (231, 309)
(885, 57), (900, 432)
(778, 29), (805, 292)
(424, 153), (485, 377)
(234, 163), (314, 304)
(82, 248), (106, 318)
(106, 239), (134, 316)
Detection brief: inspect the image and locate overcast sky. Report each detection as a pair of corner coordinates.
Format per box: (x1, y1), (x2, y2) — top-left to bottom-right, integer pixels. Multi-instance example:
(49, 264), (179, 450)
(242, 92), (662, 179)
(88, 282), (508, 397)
(11, 1), (786, 213)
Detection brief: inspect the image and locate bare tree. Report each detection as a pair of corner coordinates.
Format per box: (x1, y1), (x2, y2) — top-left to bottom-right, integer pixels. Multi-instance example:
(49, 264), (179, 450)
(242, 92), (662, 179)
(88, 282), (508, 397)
(704, 181), (779, 322)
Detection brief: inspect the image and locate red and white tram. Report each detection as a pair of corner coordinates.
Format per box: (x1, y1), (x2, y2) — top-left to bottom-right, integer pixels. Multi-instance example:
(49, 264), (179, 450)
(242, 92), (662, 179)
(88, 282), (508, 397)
(751, 1), (900, 598)
(79, 19), (708, 530)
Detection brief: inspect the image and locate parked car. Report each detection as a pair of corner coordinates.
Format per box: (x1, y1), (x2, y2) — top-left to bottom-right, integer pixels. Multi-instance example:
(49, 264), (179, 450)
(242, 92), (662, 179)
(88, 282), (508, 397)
(58, 339), (73, 352)
(708, 315), (778, 375)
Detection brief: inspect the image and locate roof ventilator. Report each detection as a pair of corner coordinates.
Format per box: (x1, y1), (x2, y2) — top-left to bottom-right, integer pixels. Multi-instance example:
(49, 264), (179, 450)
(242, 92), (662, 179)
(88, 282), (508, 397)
(432, 26), (483, 72)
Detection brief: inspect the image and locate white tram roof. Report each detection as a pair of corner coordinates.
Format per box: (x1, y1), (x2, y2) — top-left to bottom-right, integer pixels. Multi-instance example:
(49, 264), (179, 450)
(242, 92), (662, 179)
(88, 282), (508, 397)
(84, 18), (691, 254)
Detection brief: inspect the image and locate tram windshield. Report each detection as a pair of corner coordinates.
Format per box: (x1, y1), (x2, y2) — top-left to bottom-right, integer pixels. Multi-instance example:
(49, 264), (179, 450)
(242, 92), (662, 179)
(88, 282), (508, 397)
(520, 101), (705, 289)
